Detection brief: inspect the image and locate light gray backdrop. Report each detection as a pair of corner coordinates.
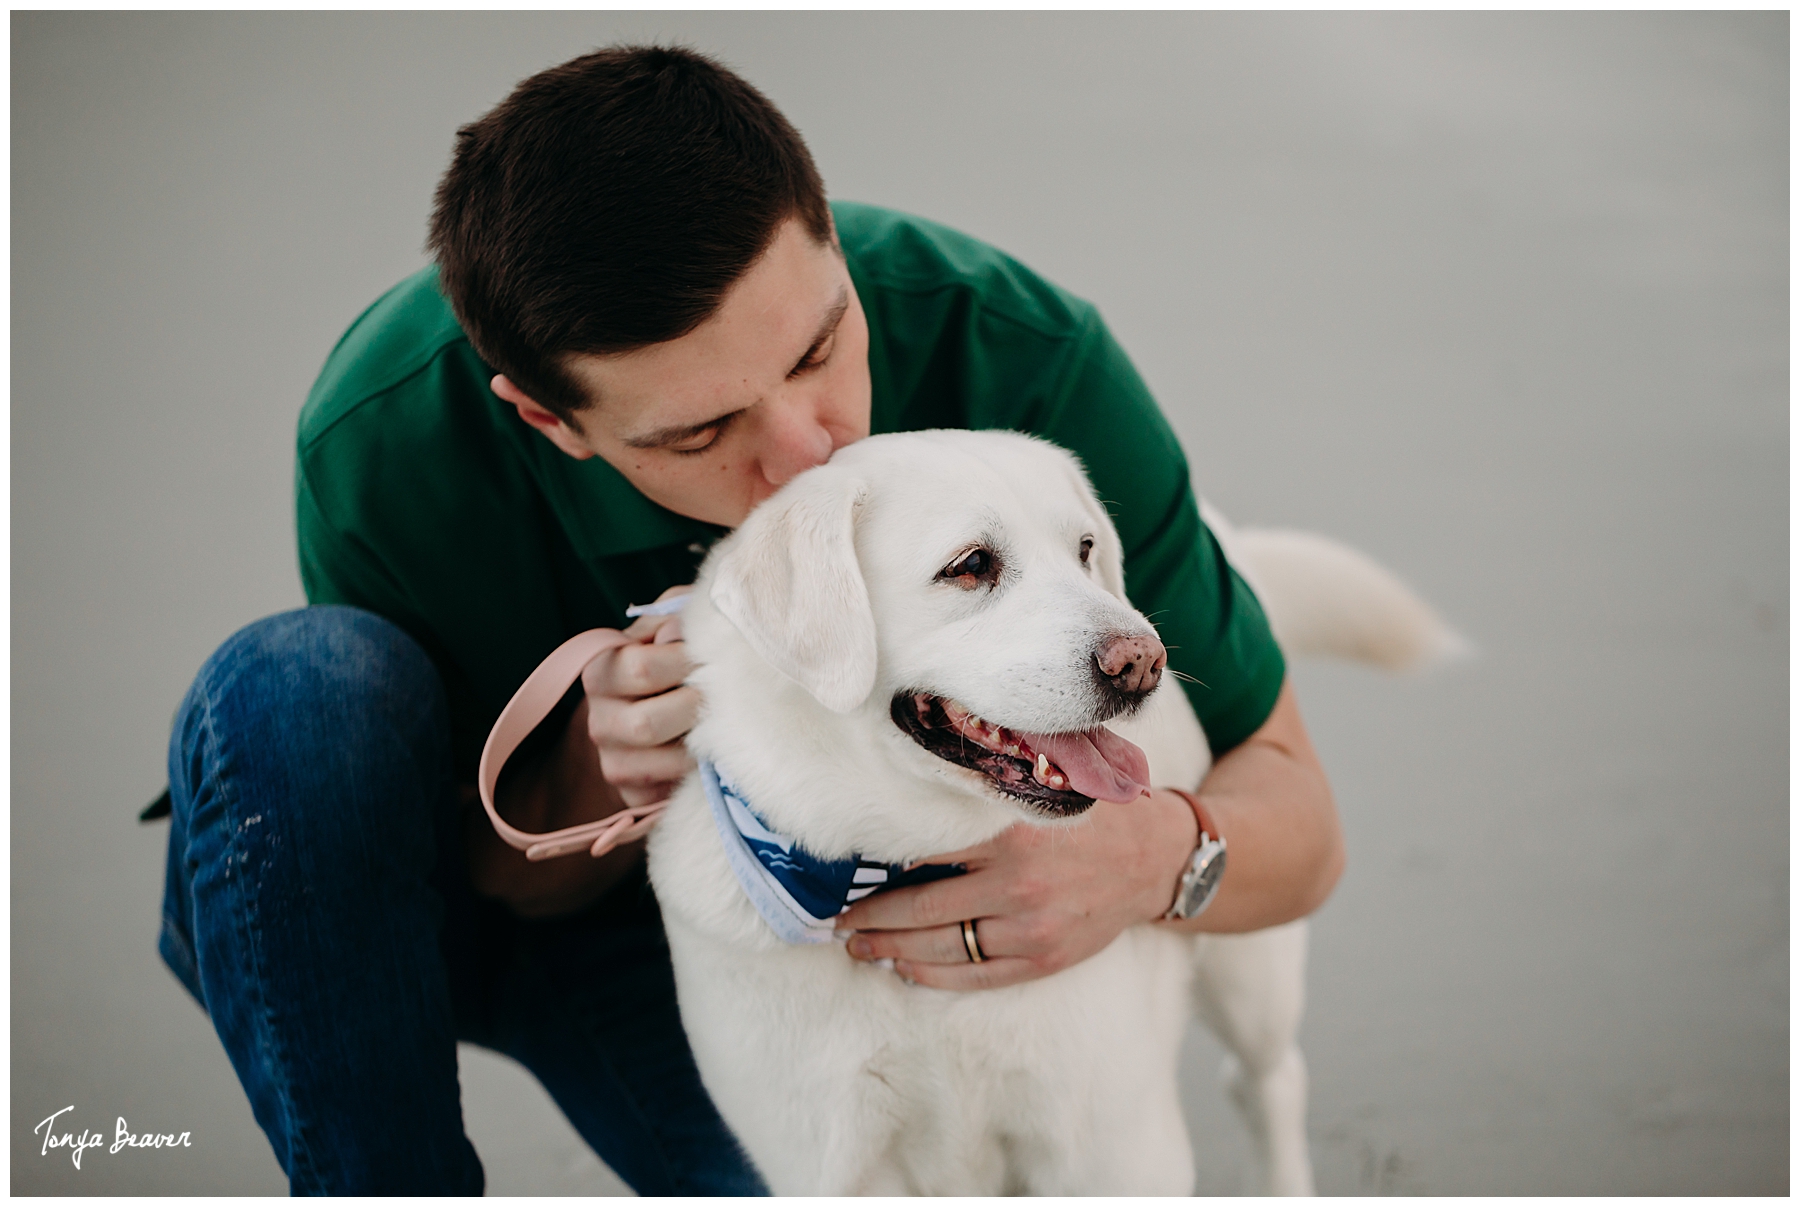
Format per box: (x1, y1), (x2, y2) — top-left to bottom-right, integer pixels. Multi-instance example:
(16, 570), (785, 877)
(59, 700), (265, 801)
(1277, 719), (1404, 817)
(12, 11), (1787, 1196)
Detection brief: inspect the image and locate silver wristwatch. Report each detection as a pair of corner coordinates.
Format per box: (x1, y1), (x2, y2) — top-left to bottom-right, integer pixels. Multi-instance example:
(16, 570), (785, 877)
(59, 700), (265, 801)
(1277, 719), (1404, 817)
(1162, 791), (1227, 921)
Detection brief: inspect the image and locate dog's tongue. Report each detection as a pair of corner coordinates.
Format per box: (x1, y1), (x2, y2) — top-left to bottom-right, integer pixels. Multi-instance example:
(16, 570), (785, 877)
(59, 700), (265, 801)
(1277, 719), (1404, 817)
(1027, 727), (1152, 803)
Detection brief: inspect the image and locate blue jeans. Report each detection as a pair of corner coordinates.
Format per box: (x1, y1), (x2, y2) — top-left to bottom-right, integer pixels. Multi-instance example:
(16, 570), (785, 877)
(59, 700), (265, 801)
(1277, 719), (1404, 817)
(157, 606), (766, 1196)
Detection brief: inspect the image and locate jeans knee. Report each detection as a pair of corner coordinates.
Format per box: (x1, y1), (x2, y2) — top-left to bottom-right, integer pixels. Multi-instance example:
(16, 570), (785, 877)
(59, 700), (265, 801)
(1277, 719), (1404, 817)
(203, 606), (442, 720)
(171, 606), (453, 847)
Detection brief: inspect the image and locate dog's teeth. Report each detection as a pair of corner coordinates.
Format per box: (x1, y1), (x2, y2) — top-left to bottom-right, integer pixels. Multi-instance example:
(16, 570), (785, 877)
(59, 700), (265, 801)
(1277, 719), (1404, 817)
(1049, 774), (1065, 789)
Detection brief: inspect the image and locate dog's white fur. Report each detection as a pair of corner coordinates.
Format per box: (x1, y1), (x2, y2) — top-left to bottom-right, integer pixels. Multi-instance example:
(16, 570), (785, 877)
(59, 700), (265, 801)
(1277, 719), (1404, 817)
(646, 430), (1455, 1195)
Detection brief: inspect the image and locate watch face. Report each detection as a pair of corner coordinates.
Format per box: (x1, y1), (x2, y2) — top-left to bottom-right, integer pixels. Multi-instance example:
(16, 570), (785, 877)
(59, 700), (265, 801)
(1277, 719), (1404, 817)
(1180, 841), (1226, 918)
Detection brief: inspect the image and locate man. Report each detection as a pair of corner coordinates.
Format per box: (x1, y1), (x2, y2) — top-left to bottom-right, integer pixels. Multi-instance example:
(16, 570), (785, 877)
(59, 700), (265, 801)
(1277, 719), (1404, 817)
(158, 45), (1343, 1195)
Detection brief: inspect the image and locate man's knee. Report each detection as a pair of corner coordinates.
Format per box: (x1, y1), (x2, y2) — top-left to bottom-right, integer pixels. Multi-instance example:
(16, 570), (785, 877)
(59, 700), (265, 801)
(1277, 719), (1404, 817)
(197, 606), (443, 730)
(170, 605), (453, 851)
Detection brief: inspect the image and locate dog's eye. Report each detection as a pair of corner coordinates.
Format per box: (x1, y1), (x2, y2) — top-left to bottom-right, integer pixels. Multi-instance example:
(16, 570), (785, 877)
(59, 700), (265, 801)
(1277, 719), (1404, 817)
(939, 547), (998, 587)
(1079, 537), (1095, 566)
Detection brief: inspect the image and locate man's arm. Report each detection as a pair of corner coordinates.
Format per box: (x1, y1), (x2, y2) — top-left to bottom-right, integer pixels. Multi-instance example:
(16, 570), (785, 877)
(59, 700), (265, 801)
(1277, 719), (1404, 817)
(832, 678), (1343, 989)
(1160, 678), (1343, 934)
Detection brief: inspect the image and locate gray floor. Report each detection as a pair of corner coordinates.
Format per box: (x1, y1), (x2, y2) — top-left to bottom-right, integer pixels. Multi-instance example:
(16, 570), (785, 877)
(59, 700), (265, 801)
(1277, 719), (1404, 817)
(12, 12), (1786, 1196)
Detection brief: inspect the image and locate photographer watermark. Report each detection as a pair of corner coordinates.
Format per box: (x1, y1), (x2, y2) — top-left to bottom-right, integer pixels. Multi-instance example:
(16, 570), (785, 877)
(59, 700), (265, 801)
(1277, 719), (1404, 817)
(34, 1105), (192, 1169)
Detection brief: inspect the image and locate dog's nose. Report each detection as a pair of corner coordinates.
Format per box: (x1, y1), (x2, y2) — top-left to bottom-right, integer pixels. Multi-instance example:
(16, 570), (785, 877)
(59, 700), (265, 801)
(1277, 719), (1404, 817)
(1095, 633), (1167, 699)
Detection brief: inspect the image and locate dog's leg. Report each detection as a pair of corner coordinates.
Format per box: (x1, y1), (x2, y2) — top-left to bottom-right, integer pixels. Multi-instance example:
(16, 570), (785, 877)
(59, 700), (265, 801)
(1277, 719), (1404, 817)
(1000, 930), (1196, 1196)
(1190, 920), (1315, 1195)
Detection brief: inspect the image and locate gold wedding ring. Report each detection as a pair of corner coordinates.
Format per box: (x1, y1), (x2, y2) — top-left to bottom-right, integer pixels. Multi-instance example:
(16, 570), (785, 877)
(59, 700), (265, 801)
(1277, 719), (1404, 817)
(961, 918), (986, 964)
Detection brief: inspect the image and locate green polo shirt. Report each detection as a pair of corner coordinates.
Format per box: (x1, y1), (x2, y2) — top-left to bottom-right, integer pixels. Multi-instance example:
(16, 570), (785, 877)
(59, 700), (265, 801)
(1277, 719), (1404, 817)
(297, 201), (1284, 780)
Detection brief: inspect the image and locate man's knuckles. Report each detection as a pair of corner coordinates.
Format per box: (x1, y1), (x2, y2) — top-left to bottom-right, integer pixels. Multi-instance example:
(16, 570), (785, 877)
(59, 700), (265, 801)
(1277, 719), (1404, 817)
(1015, 914), (1060, 952)
(582, 642), (688, 700)
(1003, 873), (1052, 913)
(588, 700), (680, 749)
(618, 708), (665, 747)
(618, 643), (689, 693)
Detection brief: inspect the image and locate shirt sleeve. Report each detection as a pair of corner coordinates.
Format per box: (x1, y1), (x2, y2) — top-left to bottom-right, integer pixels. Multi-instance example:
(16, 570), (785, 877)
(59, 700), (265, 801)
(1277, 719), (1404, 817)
(1028, 310), (1285, 756)
(294, 374), (585, 781)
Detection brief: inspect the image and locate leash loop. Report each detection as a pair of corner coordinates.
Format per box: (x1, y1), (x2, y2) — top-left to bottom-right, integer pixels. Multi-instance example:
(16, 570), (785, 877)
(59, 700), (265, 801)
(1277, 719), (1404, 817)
(476, 627), (668, 861)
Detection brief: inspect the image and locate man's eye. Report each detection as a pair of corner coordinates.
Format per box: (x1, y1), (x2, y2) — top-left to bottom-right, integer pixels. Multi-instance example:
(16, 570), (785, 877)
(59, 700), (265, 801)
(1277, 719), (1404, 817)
(789, 336), (835, 378)
(669, 427), (721, 454)
(669, 413), (737, 455)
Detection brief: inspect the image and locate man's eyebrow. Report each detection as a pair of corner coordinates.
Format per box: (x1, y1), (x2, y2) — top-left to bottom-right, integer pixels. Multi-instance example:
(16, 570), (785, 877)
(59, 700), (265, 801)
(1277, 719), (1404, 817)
(621, 287), (851, 451)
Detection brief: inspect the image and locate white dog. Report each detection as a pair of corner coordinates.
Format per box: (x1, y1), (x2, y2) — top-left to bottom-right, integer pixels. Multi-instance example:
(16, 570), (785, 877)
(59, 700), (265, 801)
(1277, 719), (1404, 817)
(645, 429), (1456, 1195)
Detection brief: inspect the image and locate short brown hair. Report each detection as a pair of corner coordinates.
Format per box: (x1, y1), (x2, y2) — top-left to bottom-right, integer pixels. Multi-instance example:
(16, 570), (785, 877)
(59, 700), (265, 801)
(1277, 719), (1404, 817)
(428, 45), (832, 422)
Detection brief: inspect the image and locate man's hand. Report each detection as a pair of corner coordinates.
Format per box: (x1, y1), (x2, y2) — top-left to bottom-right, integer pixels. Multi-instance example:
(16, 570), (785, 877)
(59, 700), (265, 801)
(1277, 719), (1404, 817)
(835, 789), (1198, 990)
(579, 587), (699, 809)
(465, 586), (698, 917)
(835, 680), (1343, 990)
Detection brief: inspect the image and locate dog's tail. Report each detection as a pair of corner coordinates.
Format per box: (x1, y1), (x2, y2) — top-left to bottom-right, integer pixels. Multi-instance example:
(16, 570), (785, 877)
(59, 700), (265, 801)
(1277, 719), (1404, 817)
(1213, 518), (1469, 672)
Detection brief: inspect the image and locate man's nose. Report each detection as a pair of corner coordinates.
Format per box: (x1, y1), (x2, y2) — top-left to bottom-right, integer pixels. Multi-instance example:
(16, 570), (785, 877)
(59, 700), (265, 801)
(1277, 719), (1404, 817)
(756, 394), (837, 489)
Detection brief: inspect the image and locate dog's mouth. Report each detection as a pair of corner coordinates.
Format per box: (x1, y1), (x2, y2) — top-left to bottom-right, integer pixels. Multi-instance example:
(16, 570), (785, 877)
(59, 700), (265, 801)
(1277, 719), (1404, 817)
(890, 693), (1152, 817)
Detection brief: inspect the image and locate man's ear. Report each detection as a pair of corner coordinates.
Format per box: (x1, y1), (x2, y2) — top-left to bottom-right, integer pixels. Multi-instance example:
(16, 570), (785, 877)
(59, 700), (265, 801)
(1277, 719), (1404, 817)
(491, 375), (595, 461)
(708, 465), (877, 715)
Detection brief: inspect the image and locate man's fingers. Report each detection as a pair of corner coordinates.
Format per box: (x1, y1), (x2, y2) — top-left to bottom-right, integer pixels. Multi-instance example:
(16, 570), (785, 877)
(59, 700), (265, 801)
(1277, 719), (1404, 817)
(582, 638), (693, 700)
(846, 922), (970, 965)
(892, 956), (1040, 993)
(835, 869), (998, 933)
(622, 584), (694, 642)
(588, 684), (701, 750)
(846, 916), (1035, 965)
(596, 740), (692, 788)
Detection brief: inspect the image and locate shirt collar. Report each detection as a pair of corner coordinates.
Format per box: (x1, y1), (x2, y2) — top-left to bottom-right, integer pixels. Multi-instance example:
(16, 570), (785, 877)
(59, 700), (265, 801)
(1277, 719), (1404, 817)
(520, 416), (728, 560)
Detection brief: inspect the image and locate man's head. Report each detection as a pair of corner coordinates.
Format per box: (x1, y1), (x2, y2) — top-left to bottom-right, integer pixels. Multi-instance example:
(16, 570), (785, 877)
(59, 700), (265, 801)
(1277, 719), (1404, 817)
(430, 45), (870, 527)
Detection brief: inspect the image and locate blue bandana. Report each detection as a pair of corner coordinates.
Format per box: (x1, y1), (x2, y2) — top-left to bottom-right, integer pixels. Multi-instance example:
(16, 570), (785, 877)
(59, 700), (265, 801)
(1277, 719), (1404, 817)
(700, 760), (965, 945)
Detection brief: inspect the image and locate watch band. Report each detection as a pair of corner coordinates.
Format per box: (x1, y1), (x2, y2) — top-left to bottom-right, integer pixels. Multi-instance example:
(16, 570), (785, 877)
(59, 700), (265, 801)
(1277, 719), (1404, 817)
(1166, 787), (1220, 849)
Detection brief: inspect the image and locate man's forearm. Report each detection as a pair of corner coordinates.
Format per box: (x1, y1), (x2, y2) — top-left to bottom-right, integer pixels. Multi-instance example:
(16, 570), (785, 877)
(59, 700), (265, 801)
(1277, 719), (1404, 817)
(464, 697), (644, 918)
(1161, 680), (1344, 934)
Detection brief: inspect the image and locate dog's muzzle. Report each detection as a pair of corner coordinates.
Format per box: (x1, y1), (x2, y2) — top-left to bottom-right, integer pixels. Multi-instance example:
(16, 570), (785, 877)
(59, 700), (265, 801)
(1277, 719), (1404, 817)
(890, 687), (1153, 816)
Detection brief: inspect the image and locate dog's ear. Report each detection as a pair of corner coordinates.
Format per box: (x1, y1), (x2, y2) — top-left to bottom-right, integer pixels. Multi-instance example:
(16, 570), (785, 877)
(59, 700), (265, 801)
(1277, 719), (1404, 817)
(1057, 451), (1129, 601)
(709, 466), (877, 714)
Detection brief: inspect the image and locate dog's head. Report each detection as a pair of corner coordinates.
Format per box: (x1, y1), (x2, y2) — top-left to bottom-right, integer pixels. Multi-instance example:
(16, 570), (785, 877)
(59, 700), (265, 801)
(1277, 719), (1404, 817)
(685, 430), (1166, 857)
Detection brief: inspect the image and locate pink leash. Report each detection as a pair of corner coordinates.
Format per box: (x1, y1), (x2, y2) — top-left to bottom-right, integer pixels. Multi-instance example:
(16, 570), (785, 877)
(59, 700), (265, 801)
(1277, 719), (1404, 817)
(476, 600), (685, 861)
